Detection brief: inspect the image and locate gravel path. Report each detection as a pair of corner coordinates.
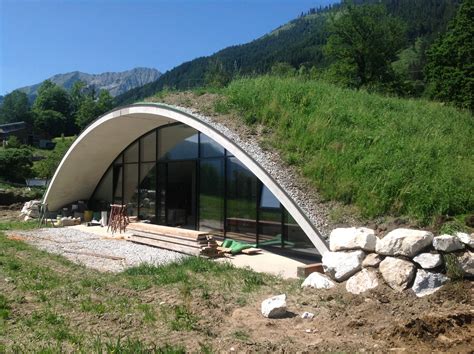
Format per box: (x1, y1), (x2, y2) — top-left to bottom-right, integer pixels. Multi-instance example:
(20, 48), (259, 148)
(12, 228), (187, 272)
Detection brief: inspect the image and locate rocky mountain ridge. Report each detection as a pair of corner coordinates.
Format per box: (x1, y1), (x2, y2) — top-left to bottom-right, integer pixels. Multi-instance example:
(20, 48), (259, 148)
(17, 67), (161, 100)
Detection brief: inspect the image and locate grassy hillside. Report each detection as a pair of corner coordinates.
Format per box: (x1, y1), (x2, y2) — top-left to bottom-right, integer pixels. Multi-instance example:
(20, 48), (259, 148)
(212, 76), (473, 224)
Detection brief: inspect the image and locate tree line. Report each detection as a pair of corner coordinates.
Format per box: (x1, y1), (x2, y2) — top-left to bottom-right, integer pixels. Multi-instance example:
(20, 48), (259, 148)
(116, 0), (472, 111)
(0, 80), (115, 138)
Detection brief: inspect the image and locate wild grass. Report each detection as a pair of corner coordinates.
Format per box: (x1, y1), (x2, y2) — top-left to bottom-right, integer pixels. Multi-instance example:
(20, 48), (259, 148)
(217, 76), (473, 224)
(0, 229), (285, 351)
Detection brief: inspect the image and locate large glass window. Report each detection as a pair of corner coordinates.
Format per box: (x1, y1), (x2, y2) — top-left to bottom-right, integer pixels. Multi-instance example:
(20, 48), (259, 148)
(141, 131), (156, 162)
(257, 186), (283, 248)
(159, 125), (198, 160)
(139, 163), (156, 222)
(199, 158), (225, 235)
(89, 122), (319, 258)
(226, 157), (258, 244)
(284, 210), (317, 254)
(200, 134), (224, 158)
(124, 141), (138, 163)
(124, 164), (138, 216)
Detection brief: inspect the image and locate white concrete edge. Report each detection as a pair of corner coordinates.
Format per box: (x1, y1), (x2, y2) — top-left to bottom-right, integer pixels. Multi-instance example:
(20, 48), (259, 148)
(44, 104), (329, 255)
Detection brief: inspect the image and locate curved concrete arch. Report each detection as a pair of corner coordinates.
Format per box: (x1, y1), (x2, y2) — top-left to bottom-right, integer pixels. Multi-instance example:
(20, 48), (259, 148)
(44, 104), (329, 254)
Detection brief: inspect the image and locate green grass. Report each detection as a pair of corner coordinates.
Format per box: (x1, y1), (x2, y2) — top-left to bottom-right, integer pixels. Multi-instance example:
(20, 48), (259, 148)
(0, 228), (286, 352)
(216, 76), (473, 224)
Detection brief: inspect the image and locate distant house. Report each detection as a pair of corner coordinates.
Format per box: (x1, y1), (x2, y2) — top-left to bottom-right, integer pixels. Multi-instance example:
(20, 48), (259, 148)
(0, 121), (28, 145)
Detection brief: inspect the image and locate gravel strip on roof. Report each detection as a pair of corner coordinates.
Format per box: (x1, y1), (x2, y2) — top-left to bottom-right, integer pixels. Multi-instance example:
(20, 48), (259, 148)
(13, 228), (187, 272)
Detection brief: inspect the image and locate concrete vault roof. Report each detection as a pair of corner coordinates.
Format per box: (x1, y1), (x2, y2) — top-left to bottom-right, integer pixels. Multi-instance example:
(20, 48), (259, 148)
(43, 103), (329, 254)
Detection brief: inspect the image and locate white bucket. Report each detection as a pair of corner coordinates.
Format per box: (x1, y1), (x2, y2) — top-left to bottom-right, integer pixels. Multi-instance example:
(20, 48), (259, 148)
(100, 211), (108, 227)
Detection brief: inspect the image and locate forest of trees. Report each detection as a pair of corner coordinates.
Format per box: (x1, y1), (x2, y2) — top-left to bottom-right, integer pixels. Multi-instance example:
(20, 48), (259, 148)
(116, 0), (471, 111)
(0, 80), (115, 138)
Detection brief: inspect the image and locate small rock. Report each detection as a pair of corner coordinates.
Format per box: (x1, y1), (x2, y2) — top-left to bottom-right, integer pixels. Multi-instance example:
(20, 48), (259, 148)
(433, 235), (465, 252)
(376, 229), (433, 258)
(456, 251), (474, 277)
(261, 294), (287, 318)
(301, 311), (315, 319)
(301, 272), (335, 289)
(413, 253), (443, 269)
(412, 269), (449, 297)
(346, 269), (379, 294)
(379, 257), (416, 292)
(322, 250), (366, 281)
(305, 329), (312, 333)
(4, 277), (13, 283)
(362, 253), (383, 268)
(329, 227), (377, 252)
(455, 232), (474, 249)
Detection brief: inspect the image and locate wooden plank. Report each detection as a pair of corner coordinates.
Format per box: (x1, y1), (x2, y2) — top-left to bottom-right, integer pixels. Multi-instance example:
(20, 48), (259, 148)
(241, 248), (262, 255)
(127, 235), (201, 256)
(64, 250), (125, 260)
(130, 231), (202, 248)
(297, 263), (324, 278)
(127, 223), (209, 240)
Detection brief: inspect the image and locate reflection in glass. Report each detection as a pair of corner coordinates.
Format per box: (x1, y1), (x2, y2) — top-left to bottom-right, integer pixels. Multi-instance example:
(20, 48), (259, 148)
(124, 164), (138, 216)
(124, 141), (138, 163)
(257, 185), (283, 248)
(139, 163), (156, 222)
(141, 131), (156, 162)
(166, 161), (196, 229)
(284, 210), (317, 254)
(159, 125), (198, 160)
(200, 134), (224, 158)
(113, 165), (123, 204)
(199, 159), (224, 235)
(226, 157), (258, 243)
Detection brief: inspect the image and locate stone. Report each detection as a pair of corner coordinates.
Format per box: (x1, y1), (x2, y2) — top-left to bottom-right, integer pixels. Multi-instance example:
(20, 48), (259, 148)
(345, 269), (379, 295)
(376, 228), (433, 258)
(261, 294), (287, 318)
(379, 257), (416, 292)
(20, 200), (42, 219)
(362, 253), (383, 268)
(301, 272), (335, 289)
(411, 269), (449, 297)
(455, 232), (474, 249)
(329, 227), (377, 252)
(457, 251), (474, 277)
(322, 250), (365, 282)
(301, 311), (315, 319)
(412, 253), (443, 269)
(433, 235), (465, 252)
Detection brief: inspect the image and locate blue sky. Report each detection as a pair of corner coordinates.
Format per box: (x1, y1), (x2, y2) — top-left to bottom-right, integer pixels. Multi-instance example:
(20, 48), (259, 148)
(0, 0), (337, 95)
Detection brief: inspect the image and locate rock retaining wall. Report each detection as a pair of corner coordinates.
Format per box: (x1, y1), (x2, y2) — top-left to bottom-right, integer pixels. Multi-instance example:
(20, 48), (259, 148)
(316, 227), (473, 297)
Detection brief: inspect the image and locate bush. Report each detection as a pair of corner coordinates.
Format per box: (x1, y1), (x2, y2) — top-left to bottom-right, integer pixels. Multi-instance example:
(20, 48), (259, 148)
(0, 148), (33, 183)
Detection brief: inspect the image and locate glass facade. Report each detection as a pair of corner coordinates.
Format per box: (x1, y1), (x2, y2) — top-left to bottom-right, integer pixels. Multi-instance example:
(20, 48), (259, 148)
(90, 123), (317, 255)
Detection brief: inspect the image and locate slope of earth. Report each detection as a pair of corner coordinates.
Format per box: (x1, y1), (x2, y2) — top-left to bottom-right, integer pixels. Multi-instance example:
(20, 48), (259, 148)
(143, 76), (474, 233)
(0, 226), (472, 352)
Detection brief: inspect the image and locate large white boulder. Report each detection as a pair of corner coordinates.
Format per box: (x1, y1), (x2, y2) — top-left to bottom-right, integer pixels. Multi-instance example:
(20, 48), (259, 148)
(329, 227), (377, 252)
(457, 251), (474, 277)
(411, 269), (449, 297)
(301, 272), (335, 289)
(362, 253), (383, 268)
(433, 235), (465, 252)
(379, 257), (416, 292)
(345, 269), (379, 295)
(20, 200), (42, 219)
(376, 229), (433, 258)
(455, 232), (474, 249)
(261, 294), (287, 318)
(322, 250), (365, 282)
(412, 253), (443, 269)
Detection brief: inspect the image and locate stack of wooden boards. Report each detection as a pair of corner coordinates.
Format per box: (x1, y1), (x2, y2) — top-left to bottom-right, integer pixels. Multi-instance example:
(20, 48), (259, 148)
(126, 223), (219, 257)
